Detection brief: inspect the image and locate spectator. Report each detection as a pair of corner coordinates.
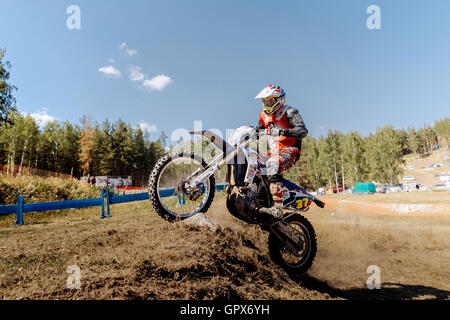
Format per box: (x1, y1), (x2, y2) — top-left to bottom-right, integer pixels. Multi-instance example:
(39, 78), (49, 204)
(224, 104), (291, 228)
(91, 176), (96, 186)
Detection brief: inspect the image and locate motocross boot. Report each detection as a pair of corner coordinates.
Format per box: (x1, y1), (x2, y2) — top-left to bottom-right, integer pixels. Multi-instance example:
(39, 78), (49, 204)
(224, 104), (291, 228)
(258, 182), (286, 220)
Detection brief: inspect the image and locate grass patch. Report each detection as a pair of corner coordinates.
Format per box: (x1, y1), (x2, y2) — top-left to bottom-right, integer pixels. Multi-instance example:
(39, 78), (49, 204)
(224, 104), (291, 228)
(0, 175), (98, 205)
(325, 190), (450, 205)
(0, 175), (104, 227)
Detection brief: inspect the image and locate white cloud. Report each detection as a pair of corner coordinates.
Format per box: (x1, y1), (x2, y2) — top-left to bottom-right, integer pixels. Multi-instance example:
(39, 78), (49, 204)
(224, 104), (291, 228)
(119, 42), (137, 56)
(22, 108), (57, 126)
(125, 48), (137, 56)
(98, 65), (121, 78)
(142, 74), (172, 91)
(137, 121), (157, 133)
(128, 65), (172, 92)
(108, 58), (115, 63)
(128, 65), (145, 82)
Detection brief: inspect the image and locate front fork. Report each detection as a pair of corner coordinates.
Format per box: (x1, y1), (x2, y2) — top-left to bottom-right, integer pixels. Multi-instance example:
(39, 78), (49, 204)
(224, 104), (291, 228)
(182, 164), (219, 201)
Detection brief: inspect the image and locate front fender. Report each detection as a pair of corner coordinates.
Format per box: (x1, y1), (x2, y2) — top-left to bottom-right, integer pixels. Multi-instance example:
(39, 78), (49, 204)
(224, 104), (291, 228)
(189, 130), (234, 156)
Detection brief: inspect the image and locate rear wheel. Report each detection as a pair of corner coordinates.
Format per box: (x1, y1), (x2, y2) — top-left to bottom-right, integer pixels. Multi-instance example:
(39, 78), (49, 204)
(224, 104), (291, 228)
(149, 151), (215, 222)
(268, 213), (317, 274)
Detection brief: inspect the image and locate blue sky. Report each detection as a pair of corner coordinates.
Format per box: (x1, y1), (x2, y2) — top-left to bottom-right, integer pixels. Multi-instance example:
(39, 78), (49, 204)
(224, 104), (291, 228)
(1, 0), (449, 145)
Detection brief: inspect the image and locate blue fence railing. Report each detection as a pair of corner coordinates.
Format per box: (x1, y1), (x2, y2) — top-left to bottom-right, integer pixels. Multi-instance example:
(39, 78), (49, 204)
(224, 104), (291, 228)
(0, 183), (229, 226)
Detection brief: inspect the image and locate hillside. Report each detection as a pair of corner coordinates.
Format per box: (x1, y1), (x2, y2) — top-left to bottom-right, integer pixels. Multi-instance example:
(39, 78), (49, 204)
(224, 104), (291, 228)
(401, 148), (450, 187)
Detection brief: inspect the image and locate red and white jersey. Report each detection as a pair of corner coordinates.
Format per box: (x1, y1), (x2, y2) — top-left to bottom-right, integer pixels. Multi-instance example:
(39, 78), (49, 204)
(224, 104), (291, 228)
(258, 104), (298, 150)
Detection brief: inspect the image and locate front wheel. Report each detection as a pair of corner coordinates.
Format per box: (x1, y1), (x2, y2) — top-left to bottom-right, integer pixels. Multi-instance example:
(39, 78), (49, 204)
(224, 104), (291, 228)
(148, 151), (215, 222)
(268, 214), (317, 274)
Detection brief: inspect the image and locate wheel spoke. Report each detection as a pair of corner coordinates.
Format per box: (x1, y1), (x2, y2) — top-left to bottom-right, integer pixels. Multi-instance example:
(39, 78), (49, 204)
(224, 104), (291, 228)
(280, 221), (310, 266)
(156, 156), (210, 219)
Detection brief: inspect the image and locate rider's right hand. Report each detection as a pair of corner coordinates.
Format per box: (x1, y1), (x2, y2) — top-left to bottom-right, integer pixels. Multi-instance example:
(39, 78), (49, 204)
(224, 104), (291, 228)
(256, 129), (267, 138)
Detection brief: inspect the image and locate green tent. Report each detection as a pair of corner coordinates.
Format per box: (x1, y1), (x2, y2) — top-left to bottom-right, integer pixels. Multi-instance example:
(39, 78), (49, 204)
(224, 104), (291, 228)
(352, 183), (376, 194)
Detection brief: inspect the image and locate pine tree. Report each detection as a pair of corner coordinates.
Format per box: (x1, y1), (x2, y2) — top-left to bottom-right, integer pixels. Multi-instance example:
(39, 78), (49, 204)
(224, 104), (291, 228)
(57, 121), (81, 176)
(366, 126), (404, 184)
(79, 116), (95, 177)
(343, 131), (367, 189)
(0, 48), (17, 124)
(324, 130), (342, 191)
(407, 127), (425, 155)
(304, 138), (324, 190)
(433, 118), (449, 148)
(17, 115), (39, 176)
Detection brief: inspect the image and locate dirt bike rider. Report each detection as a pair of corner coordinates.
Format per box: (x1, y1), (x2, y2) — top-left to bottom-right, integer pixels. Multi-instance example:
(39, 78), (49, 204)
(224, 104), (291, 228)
(254, 84), (308, 220)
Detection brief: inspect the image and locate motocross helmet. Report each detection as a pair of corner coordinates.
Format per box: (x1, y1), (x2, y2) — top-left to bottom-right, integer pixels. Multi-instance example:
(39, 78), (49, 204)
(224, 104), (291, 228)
(255, 84), (286, 115)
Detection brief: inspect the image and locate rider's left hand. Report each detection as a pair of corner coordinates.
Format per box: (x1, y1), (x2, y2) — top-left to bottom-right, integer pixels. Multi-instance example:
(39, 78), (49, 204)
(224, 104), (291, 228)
(270, 128), (286, 136)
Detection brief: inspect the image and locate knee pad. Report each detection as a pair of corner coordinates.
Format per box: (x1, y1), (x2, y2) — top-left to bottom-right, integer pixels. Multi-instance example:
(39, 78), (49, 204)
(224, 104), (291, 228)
(266, 158), (280, 177)
(268, 173), (282, 183)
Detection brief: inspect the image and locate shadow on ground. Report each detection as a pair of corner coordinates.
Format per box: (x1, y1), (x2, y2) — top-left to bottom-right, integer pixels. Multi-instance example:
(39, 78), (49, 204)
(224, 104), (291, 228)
(291, 274), (450, 300)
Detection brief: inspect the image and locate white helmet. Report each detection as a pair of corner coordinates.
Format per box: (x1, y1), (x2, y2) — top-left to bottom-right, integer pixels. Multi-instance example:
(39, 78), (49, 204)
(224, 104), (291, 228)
(255, 84), (286, 115)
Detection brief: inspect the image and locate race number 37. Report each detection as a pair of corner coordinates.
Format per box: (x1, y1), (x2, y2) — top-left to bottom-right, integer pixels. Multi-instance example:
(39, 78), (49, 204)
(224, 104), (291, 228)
(296, 198), (310, 210)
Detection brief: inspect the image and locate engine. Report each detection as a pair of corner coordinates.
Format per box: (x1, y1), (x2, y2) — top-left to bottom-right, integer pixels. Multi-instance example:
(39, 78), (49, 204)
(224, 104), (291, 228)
(226, 183), (261, 223)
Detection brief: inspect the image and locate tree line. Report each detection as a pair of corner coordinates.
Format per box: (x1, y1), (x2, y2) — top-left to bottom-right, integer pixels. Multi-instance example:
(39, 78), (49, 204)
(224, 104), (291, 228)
(284, 119), (450, 191)
(0, 111), (167, 186)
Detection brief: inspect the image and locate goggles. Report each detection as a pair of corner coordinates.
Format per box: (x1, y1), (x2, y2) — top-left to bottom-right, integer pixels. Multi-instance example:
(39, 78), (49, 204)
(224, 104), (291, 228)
(262, 97), (280, 115)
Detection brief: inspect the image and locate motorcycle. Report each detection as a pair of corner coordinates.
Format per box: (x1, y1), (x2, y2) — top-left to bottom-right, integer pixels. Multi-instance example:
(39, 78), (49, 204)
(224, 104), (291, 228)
(148, 125), (325, 274)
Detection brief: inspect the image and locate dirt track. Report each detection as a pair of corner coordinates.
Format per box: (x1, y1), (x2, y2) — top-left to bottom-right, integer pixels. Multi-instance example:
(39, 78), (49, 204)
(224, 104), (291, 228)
(0, 193), (449, 300)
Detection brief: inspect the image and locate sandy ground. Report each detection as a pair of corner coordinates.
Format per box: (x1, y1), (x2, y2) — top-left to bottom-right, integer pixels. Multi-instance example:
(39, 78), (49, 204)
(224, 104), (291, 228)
(325, 190), (450, 205)
(209, 194), (450, 298)
(0, 193), (449, 300)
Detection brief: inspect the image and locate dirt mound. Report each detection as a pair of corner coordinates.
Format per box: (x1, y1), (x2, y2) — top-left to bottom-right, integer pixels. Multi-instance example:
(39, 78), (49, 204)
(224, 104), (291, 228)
(0, 219), (331, 300)
(76, 224), (329, 300)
